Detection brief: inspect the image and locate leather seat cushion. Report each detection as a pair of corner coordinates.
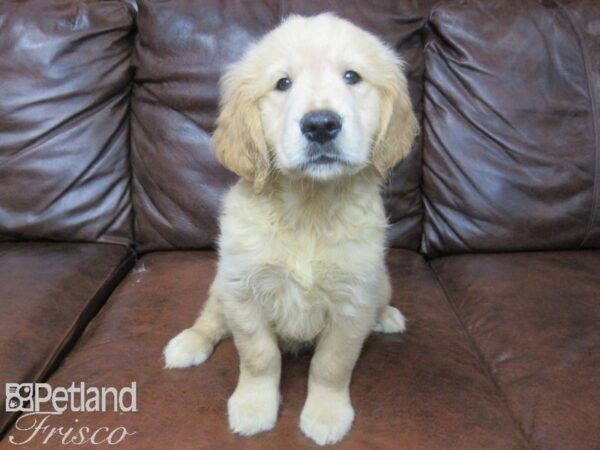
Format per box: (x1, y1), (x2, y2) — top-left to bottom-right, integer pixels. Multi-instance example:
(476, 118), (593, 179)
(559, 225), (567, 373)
(431, 250), (600, 450)
(0, 242), (134, 435)
(0, 250), (529, 449)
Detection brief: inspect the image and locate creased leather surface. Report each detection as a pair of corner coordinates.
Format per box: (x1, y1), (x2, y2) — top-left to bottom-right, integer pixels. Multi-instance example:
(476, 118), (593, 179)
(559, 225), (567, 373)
(0, 250), (529, 449)
(422, 0), (600, 256)
(130, 0), (275, 253)
(0, 0), (134, 245)
(131, 0), (433, 253)
(432, 250), (600, 450)
(557, 0), (600, 248)
(0, 242), (134, 436)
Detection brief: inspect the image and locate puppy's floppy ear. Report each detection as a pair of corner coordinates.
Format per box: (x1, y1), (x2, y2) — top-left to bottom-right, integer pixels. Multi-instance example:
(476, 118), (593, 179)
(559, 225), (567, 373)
(213, 63), (270, 193)
(371, 61), (419, 179)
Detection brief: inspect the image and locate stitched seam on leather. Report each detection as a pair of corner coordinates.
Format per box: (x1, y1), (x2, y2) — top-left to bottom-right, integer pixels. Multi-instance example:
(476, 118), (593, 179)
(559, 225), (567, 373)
(125, 67), (137, 250)
(0, 249), (135, 438)
(118, 22), (137, 248)
(429, 262), (535, 450)
(38, 250), (134, 378)
(556, 2), (600, 248)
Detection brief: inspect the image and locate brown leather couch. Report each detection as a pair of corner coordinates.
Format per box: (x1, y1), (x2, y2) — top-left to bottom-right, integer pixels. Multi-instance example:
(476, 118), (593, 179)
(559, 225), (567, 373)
(1, 1), (599, 449)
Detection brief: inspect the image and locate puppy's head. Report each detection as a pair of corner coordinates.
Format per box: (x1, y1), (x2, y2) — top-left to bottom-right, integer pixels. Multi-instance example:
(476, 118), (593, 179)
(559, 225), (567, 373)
(213, 13), (418, 191)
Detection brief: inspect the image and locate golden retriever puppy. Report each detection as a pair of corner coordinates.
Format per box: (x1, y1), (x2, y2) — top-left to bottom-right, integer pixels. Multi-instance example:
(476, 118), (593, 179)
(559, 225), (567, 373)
(164, 13), (418, 446)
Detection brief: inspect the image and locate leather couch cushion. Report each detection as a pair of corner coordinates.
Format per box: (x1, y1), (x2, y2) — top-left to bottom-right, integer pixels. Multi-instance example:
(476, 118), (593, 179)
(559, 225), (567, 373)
(431, 250), (600, 450)
(422, 0), (600, 256)
(0, 0), (135, 245)
(131, 0), (432, 253)
(0, 242), (134, 435)
(0, 250), (529, 448)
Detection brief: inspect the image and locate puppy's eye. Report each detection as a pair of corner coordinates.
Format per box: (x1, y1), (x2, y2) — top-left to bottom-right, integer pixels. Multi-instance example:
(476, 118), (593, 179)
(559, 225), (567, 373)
(344, 70), (361, 85)
(275, 77), (292, 91)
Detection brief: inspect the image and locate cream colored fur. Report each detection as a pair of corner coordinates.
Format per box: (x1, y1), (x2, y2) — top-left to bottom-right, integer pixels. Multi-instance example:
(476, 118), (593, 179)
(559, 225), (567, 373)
(164, 13), (418, 446)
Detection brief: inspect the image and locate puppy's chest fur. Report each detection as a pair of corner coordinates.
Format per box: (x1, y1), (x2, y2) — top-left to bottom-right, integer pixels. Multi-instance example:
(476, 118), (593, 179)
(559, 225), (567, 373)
(219, 179), (386, 342)
(247, 237), (377, 343)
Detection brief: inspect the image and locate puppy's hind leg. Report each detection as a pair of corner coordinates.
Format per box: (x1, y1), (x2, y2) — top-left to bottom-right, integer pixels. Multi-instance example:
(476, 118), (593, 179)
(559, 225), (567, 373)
(372, 275), (406, 334)
(164, 289), (229, 369)
(373, 305), (406, 333)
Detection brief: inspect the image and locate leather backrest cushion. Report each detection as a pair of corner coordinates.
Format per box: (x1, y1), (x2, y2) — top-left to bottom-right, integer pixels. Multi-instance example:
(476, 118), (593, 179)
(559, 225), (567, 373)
(0, 0), (134, 246)
(131, 0), (433, 253)
(422, 0), (600, 256)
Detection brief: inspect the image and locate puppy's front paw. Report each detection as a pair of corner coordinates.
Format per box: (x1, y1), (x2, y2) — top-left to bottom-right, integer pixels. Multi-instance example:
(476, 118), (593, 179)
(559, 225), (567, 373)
(372, 305), (406, 334)
(228, 382), (280, 436)
(163, 328), (213, 369)
(300, 390), (354, 446)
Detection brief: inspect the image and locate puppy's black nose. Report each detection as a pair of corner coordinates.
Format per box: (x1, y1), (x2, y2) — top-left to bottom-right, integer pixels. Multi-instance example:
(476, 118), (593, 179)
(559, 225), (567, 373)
(300, 110), (342, 144)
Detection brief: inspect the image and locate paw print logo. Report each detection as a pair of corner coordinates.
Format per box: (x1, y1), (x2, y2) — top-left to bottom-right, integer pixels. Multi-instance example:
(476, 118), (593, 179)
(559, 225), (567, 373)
(8, 397), (20, 410)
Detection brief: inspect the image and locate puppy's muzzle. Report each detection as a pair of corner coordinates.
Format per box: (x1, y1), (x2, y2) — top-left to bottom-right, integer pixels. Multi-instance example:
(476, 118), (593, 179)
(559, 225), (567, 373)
(300, 110), (342, 144)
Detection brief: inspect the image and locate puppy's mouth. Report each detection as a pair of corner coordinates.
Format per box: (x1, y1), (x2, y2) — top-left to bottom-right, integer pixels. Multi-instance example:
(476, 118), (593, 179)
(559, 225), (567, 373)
(302, 154), (350, 168)
(301, 143), (351, 170)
